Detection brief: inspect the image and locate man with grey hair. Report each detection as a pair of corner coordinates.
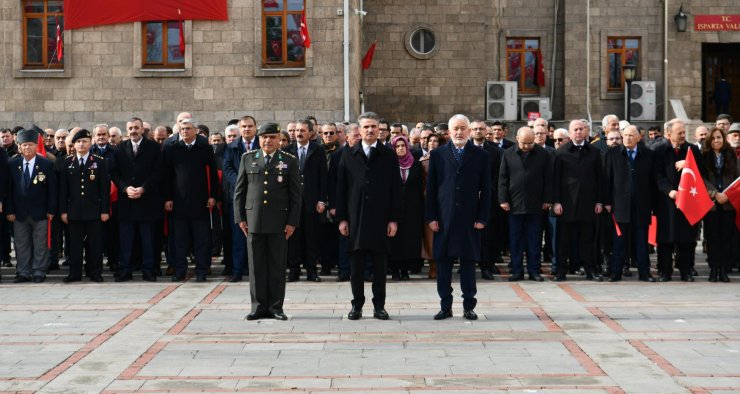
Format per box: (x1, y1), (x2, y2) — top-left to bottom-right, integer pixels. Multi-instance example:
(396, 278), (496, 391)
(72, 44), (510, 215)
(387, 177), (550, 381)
(108, 127), (122, 145)
(552, 119), (604, 281)
(652, 118), (705, 281)
(426, 114), (491, 320)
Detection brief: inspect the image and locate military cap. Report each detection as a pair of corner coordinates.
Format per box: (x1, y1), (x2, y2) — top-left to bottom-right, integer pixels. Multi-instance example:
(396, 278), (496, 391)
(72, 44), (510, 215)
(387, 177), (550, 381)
(257, 122), (281, 136)
(16, 128), (39, 144)
(71, 129), (92, 143)
(729, 123), (740, 134)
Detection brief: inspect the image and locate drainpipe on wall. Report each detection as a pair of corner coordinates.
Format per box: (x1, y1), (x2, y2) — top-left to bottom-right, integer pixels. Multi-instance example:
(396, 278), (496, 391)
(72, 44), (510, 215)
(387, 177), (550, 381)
(585, 0), (593, 128)
(664, 0), (669, 121)
(550, 0), (559, 109)
(343, 0), (350, 122)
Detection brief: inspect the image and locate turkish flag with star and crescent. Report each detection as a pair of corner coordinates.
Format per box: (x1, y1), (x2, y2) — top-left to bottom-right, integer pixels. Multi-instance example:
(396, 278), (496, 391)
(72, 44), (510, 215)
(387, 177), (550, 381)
(675, 148), (713, 225)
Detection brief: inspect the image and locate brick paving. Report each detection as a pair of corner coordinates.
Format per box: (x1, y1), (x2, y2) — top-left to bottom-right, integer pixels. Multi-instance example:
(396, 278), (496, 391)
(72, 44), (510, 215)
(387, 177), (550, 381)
(0, 257), (738, 393)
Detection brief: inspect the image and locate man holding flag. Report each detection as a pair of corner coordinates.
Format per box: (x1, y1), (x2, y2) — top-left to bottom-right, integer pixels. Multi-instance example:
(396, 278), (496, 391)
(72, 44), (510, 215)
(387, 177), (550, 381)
(653, 119), (710, 282)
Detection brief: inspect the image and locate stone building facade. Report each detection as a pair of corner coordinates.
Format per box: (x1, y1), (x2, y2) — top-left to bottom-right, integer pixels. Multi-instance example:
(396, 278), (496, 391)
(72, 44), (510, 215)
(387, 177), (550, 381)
(0, 0), (738, 130)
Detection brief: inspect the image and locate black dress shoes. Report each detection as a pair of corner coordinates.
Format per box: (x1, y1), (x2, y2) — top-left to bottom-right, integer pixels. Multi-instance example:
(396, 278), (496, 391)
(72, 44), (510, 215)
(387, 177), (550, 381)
(528, 274), (544, 282)
(171, 275), (186, 282)
(680, 273), (694, 282)
(306, 272), (322, 282)
(434, 309), (452, 320)
(508, 273), (524, 282)
(373, 309), (389, 320)
(273, 311), (288, 321)
(481, 269), (494, 280)
(623, 266), (632, 277)
(196, 274), (207, 282)
(463, 310), (478, 320)
(608, 276), (622, 282)
(399, 271), (410, 281)
(347, 307), (362, 320)
(63, 276), (82, 283)
(142, 272), (157, 282)
(586, 273), (603, 282)
(639, 274), (656, 282)
(32, 276), (45, 283)
(287, 271), (300, 282)
(553, 274), (566, 282)
(14, 276), (30, 283)
(658, 274), (672, 282)
(115, 272), (133, 282)
(229, 274), (243, 283)
(90, 276), (104, 283)
(246, 310), (270, 320)
(336, 275), (350, 282)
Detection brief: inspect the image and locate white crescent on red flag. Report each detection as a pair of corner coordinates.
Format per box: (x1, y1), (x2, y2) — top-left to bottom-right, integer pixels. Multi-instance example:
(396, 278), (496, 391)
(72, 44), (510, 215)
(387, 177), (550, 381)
(300, 12), (311, 49)
(675, 148), (713, 225)
(56, 18), (63, 62)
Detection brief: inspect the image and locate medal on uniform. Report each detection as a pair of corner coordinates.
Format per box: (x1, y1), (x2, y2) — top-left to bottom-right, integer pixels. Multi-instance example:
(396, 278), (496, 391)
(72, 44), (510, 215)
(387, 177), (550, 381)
(37, 172), (45, 182)
(277, 175), (283, 183)
(90, 174), (95, 181)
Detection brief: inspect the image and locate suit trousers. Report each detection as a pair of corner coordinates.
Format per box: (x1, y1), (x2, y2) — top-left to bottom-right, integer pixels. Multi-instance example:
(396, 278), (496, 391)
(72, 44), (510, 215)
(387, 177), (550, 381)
(657, 242), (694, 276)
(703, 209), (735, 269)
(611, 222), (650, 277)
(508, 213), (544, 276)
(102, 203), (119, 266)
(288, 211), (319, 273)
(14, 217), (49, 278)
(547, 216), (558, 274)
(246, 232), (288, 314)
(68, 220), (102, 278)
(349, 250), (387, 310)
(229, 203), (248, 275)
(173, 218), (211, 277)
(557, 220), (597, 276)
(119, 221), (155, 275)
(436, 257), (477, 311)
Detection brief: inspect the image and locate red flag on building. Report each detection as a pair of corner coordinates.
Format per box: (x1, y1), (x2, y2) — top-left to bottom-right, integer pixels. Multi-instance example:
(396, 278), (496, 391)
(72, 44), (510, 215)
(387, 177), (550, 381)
(178, 9), (185, 55)
(535, 48), (545, 87)
(56, 17), (63, 62)
(300, 12), (311, 49)
(723, 176), (740, 231)
(362, 40), (377, 70)
(675, 148), (713, 225)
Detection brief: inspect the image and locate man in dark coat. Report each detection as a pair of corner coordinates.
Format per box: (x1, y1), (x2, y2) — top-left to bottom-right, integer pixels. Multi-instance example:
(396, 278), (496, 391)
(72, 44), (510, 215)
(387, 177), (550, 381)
(336, 112), (402, 321)
(6, 128), (57, 283)
(470, 120), (503, 280)
(234, 123), (301, 321)
(653, 119), (706, 282)
(90, 124), (119, 273)
(327, 141), (352, 281)
(426, 115), (491, 321)
(163, 119), (219, 282)
(222, 115), (259, 281)
(284, 120), (328, 282)
(553, 119), (605, 282)
(603, 125), (657, 282)
(499, 127), (553, 282)
(111, 117), (163, 282)
(59, 129), (111, 283)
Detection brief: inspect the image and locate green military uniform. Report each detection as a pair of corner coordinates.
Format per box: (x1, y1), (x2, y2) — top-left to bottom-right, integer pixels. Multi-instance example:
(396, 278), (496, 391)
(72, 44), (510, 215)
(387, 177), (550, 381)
(234, 123), (301, 319)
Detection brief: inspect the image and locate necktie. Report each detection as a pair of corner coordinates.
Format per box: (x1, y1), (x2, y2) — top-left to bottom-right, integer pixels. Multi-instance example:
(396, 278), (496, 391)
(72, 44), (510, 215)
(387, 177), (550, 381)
(367, 146), (375, 161)
(299, 146), (306, 171)
(133, 143), (138, 155)
(674, 147), (680, 156)
(265, 154), (272, 166)
(453, 147), (463, 163)
(79, 158), (85, 167)
(628, 149), (635, 161)
(245, 140), (251, 151)
(23, 162), (31, 190)
(187, 143), (192, 150)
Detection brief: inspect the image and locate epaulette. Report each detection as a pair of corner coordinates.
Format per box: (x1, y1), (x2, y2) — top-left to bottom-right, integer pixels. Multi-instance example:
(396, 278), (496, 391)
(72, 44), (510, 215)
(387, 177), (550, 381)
(279, 149), (295, 159)
(243, 149), (258, 156)
(91, 154), (103, 160)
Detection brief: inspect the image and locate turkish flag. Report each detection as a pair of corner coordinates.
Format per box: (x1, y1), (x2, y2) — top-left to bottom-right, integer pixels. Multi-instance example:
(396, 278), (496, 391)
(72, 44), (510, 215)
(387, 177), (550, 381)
(178, 9), (185, 56)
(300, 12), (311, 49)
(675, 148), (713, 225)
(723, 176), (740, 231)
(535, 48), (545, 87)
(56, 17), (63, 62)
(362, 40), (377, 70)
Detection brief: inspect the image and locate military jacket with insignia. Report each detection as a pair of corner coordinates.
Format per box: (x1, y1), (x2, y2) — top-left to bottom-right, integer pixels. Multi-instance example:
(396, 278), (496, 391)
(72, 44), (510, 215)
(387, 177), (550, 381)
(59, 154), (111, 221)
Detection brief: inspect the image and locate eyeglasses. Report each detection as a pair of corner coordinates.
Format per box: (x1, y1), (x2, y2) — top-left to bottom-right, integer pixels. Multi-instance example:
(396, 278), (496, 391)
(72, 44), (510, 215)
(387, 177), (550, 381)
(322, 132), (336, 135)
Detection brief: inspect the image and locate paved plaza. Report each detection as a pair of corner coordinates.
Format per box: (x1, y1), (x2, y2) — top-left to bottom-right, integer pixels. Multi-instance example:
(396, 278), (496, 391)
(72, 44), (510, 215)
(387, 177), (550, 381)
(0, 261), (739, 394)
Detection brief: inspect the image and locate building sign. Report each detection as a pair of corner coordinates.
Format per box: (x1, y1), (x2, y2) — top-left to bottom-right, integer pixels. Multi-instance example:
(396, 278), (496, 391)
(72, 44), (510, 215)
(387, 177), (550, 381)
(694, 15), (740, 31)
(527, 112), (540, 121)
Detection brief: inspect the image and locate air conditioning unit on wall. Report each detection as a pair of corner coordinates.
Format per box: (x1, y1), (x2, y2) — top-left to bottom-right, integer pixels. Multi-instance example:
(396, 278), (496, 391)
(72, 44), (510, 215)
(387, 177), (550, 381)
(520, 97), (551, 120)
(627, 81), (656, 121)
(485, 81), (517, 121)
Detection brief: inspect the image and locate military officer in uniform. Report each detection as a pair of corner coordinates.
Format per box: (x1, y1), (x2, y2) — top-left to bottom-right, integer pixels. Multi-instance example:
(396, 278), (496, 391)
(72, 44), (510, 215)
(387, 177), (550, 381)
(59, 129), (111, 283)
(234, 123), (301, 321)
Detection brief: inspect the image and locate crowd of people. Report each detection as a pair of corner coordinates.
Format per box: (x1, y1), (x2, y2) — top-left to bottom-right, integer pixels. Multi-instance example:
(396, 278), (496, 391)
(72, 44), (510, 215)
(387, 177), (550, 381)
(0, 112), (738, 310)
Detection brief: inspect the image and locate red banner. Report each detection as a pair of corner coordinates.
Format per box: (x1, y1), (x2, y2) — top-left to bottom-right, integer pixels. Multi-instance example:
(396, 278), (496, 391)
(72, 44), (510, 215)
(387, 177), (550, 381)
(64, 0), (228, 30)
(694, 15), (740, 32)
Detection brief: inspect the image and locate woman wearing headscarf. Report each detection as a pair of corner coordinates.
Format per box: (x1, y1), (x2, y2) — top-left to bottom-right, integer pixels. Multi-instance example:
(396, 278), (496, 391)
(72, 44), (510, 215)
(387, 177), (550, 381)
(389, 135), (424, 280)
(701, 127), (738, 282)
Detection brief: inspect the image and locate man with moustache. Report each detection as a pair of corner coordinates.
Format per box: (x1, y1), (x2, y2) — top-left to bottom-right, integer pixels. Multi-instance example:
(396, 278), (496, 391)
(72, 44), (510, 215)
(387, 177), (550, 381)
(426, 115), (491, 320)
(234, 123), (301, 321)
(91, 124), (118, 273)
(336, 112), (401, 321)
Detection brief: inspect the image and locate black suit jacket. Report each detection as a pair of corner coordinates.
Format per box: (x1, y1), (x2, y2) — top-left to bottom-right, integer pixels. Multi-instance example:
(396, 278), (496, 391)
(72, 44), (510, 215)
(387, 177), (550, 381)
(336, 141), (402, 254)
(111, 138), (163, 221)
(499, 144), (553, 214)
(553, 141), (603, 222)
(285, 141), (328, 210)
(327, 145), (346, 209)
(162, 139), (219, 220)
(479, 142), (503, 213)
(6, 155), (57, 221)
(59, 154), (111, 221)
(603, 145), (657, 226)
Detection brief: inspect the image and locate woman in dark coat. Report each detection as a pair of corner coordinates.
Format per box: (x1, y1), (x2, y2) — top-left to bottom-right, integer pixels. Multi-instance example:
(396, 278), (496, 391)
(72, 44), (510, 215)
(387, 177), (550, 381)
(701, 127), (738, 282)
(389, 135), (424, 280)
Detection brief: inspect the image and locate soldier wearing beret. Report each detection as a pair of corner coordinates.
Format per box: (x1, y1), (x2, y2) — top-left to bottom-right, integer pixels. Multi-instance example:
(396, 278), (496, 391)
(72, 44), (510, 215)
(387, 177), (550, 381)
(6, 128), (57, 283)
(59, 129), (111, 283)
(234, 122), (301, 321)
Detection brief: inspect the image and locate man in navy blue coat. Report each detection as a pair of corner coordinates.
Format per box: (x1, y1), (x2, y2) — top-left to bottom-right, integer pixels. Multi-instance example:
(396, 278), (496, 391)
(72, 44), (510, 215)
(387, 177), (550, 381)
(426, 114), (491, 321)
(6, 128), (57, 283)
(222, 115), (259, 281)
